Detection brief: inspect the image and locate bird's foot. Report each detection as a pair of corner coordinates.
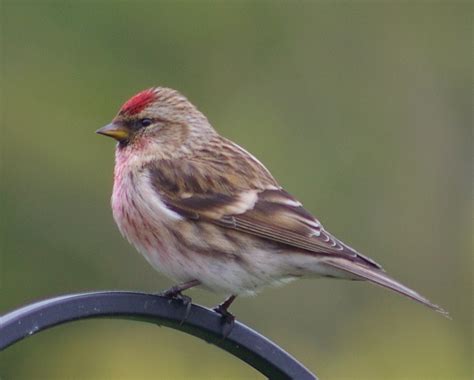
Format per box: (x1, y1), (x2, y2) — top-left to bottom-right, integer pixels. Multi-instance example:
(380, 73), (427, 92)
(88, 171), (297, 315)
(213, 305), (235, 339)
(159, 288), (192, 324)
(213, 295), (237, 339)
(159, 280), (200, 324)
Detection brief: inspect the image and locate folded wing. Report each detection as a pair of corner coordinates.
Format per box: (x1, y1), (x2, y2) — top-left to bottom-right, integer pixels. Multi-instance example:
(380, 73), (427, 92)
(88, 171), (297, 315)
(146, 158), (382, 268)
(145, 155), (447, 316)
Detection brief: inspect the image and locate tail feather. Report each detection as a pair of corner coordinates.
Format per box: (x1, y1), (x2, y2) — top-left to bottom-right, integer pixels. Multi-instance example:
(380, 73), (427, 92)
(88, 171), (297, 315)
(323, 258), (450, 318)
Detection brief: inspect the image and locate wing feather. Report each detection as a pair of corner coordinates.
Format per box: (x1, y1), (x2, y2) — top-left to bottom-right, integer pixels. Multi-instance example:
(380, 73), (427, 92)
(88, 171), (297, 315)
(145, 156), (381, 268)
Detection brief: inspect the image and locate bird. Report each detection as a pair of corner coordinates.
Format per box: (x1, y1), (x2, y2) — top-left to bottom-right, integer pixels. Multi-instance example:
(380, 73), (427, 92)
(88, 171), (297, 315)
(96, 86), (448, 327)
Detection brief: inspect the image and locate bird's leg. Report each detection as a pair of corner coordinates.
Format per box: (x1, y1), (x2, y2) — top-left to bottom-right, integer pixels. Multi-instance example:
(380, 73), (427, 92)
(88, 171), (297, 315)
(213, 295), (237, 338)
(159, 279), (201, 324)
(160, 279), (201, 298)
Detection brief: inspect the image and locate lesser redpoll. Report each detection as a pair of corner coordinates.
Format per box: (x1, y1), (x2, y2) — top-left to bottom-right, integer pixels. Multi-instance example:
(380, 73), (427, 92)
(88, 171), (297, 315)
(96, 87), (447, 324)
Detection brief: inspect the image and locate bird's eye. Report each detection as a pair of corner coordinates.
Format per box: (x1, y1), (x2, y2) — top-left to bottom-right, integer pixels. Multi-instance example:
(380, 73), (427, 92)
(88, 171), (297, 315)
(139, 118), (153, 127)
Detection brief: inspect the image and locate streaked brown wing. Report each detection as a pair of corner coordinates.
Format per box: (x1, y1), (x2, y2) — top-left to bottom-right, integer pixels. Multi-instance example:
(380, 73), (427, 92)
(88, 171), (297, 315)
(147, 160), (381, 268)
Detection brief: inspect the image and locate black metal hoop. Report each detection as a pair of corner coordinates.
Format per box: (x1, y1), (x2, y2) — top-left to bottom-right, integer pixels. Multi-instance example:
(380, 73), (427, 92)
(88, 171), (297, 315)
(0, 291), (317, 379)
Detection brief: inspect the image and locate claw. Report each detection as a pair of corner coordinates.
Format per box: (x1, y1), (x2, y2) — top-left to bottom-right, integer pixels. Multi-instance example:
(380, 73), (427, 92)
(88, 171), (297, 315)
(159, 286), (182, 298)
(178, 294), (192, 325)
(213, 306), (235, 339)
(159, 291), (193, 324)
(213, 295), (237, 339)
(158, 280), (200, 325)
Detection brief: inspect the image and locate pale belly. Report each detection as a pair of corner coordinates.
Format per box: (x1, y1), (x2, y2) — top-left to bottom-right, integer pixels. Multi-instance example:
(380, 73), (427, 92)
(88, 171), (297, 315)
(113, 203), (298, 295)
(111, 168), (338, 295)
(111, 179), (300, 295)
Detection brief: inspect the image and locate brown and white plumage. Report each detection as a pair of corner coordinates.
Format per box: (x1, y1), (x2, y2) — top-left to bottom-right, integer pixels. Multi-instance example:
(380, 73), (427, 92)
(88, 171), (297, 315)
(97, 87), (448, 317)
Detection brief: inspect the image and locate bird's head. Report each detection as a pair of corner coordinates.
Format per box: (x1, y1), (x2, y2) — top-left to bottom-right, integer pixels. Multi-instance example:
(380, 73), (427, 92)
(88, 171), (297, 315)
(97, 87), (215, 156)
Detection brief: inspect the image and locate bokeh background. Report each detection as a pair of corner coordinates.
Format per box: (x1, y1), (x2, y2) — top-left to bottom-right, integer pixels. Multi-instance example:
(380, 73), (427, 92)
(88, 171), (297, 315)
(1, 1), (471, 379)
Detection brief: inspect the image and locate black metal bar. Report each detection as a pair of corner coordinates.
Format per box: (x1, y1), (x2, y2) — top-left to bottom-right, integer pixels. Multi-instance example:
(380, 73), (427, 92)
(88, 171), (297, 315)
(0, 291), (317, 379)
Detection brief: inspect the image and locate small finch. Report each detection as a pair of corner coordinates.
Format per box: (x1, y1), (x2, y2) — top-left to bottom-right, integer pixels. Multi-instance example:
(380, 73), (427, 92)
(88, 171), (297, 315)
(96, 87), (447, 324)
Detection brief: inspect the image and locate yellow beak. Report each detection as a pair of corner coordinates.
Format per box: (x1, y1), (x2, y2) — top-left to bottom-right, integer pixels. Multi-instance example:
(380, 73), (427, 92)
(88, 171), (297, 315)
(96, 123), (130, 142)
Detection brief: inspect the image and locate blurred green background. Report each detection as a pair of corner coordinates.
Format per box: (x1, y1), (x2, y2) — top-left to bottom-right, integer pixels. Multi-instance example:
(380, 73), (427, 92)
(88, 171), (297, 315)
(1, 1), (471, 379)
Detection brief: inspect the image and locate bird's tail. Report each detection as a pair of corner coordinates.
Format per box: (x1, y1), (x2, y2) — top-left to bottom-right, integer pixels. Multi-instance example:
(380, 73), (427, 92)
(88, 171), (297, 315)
(322, 257), (450, 318)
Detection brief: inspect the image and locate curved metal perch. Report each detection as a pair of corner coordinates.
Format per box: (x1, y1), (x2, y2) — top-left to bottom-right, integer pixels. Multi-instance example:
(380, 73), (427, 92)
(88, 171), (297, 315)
(0, 291), (317, 380)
